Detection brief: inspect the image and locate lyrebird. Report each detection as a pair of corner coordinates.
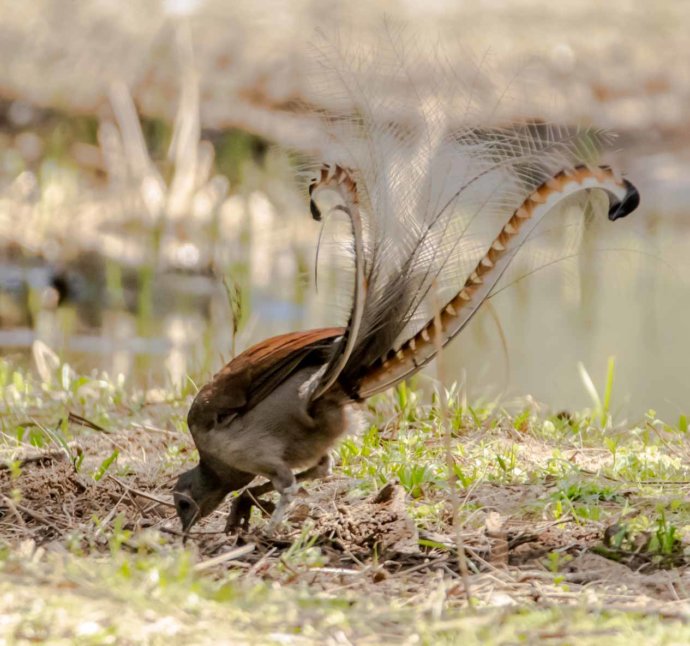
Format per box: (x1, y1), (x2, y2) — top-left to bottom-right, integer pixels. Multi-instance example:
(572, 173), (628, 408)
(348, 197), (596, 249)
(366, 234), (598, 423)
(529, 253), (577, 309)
(173, 49), (639, 537)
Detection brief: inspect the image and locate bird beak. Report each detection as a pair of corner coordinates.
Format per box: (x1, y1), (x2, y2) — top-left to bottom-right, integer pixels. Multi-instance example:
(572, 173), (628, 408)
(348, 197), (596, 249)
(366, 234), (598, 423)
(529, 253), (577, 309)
(181, 510), (200, 544)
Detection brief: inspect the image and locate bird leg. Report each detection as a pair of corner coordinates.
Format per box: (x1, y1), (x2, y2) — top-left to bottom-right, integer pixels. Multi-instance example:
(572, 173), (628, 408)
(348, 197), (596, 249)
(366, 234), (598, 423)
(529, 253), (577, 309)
(225, 454), (333, 533)
(266, 468), (299, 534)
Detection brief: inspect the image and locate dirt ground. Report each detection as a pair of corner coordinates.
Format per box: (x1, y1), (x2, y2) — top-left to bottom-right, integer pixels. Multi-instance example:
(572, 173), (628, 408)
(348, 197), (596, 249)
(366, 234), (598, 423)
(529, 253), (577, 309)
(4, 431), (690, 615)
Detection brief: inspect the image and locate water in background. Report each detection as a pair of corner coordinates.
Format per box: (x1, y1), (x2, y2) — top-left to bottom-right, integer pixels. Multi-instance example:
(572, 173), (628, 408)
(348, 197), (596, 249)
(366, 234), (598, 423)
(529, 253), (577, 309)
(0, 138), (687, 422)
(2, 4), (689, 421)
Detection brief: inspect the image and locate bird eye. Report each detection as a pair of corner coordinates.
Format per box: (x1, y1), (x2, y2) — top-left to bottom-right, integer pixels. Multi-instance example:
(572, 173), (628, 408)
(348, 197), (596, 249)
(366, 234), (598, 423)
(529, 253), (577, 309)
(215, 410), (234, 426)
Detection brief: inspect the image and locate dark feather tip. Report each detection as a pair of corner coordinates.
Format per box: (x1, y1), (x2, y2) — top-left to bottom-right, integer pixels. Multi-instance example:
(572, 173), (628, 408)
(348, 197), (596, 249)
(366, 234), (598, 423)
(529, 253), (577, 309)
(310, 200), (322, 221)
(608, 179), (640, 221)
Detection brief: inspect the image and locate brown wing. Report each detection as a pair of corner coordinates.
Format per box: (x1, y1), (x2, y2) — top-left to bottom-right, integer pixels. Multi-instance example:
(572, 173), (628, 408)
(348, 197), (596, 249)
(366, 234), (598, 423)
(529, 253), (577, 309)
(187, 327), (344, 436)
(224, 327), (345, 379)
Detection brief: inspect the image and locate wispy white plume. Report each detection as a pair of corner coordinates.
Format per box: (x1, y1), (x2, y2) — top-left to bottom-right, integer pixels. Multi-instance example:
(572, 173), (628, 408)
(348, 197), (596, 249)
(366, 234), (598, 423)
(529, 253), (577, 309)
(301, 31), (633, 398)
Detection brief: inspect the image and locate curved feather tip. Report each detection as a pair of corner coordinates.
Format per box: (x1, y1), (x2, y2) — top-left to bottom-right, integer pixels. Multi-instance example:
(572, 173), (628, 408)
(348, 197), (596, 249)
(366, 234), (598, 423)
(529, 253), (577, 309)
(608, 179), (640, 221)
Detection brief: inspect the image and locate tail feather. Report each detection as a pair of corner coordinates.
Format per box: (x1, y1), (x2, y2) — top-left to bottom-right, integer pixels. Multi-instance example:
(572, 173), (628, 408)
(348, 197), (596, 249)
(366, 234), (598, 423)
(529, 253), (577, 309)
(354, 165), (639, 398)
(302, 38), (640, 401)
(307, 164), (367, 401)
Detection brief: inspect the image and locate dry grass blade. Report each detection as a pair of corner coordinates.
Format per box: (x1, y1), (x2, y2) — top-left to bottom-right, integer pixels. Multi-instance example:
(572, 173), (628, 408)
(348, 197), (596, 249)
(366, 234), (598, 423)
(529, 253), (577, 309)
(222, 274), (244, 359)
(67, 412), (108, 433)
(431, 283), (473, 606)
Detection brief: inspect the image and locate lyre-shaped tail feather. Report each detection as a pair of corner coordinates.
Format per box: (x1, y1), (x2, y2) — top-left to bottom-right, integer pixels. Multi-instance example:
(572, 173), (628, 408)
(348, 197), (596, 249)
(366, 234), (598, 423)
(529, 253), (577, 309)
(355, 165), (640, 399)
(306, 164), (367, 401)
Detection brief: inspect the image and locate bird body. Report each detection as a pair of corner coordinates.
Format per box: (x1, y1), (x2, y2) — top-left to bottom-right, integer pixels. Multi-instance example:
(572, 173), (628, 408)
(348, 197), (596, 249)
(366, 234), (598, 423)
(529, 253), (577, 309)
(194, 366), (349, 479)
(174, 163), (638, 535)
(176, 327), (352, 533)
(173, 42), (640, 536)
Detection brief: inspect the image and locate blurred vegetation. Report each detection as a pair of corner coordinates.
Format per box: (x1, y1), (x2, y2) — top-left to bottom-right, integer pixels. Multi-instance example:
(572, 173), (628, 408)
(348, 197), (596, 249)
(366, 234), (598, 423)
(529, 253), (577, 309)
(0, 1), (689, 415)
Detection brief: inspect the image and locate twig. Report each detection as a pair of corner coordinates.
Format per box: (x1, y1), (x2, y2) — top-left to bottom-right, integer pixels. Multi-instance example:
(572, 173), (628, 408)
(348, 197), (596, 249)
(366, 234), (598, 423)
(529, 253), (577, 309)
(193, 543), (256, 572)
(107, 475), (175, 508)
(308, 566), (362, 576)
(5, 498), (64, 533)
(441, 564), (461, 580)
(279, 556), (300, 577)
(0, 494), (27, 528)
(395, 555), (449, 578)
(129, 422), (178, 437)
(247, 547), (278, 576)
(159, 526), (233, 538)
(94, 490), (128, 538)
(0, 451), (66, 471)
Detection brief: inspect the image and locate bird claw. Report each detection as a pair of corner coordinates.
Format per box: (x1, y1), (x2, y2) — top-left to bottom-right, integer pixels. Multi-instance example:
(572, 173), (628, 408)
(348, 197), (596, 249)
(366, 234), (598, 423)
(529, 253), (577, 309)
(225, 491), (275, 533)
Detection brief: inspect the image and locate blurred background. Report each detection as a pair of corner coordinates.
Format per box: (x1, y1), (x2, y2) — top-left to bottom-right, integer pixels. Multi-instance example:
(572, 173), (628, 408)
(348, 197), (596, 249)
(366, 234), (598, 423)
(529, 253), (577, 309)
(0, 0), (687, 419)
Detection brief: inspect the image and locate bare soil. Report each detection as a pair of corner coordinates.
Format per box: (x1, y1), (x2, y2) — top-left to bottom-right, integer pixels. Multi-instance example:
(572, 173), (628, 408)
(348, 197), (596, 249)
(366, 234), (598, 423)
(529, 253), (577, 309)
(3, 441), (689, 613)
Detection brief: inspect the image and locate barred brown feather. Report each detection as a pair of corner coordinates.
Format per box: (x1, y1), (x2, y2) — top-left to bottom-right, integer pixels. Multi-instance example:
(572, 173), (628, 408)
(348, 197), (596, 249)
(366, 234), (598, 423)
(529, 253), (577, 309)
(355, 165), (639, 398)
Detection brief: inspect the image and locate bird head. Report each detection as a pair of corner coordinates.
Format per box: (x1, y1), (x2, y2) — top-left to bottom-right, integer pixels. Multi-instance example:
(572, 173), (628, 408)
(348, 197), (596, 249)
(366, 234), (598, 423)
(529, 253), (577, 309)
(173, 464), (228, 539)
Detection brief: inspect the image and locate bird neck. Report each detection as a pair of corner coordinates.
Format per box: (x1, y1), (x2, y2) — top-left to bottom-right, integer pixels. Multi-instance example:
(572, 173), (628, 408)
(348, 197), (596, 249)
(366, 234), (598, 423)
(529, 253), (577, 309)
(198, 453), (254, 492)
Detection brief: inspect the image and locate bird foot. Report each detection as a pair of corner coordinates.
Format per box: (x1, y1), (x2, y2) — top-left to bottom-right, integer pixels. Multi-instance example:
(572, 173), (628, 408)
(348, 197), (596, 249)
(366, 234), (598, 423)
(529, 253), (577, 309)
(266, 483), (300, 534)
(225, 492), (275, 533)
